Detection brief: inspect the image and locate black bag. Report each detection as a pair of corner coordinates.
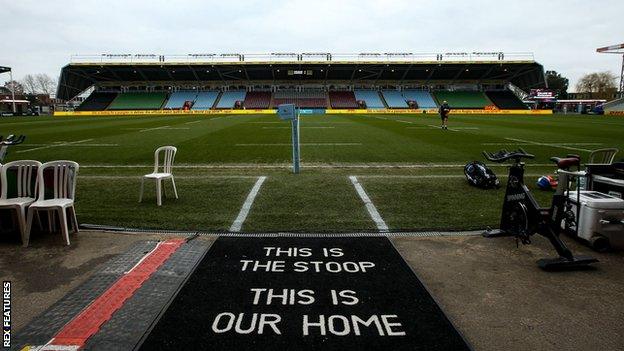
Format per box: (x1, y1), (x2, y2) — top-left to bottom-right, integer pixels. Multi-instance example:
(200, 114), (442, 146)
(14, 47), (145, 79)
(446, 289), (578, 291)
(464, 161), (500, 189)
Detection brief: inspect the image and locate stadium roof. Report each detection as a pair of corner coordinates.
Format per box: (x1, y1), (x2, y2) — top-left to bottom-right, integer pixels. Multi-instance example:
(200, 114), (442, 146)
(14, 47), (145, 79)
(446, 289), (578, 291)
(57, 52), (546, 100)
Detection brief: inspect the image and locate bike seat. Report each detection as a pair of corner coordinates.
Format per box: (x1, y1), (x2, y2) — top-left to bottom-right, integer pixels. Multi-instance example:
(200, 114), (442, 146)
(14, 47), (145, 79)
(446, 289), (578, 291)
(550, 157), (579, 169)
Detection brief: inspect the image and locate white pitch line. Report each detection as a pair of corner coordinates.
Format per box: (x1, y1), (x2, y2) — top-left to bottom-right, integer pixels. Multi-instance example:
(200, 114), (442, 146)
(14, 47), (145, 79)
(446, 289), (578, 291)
(483, 142), (603, 146)
(79, 175), (258, 180)
(137, 125), (190, 132)
(229, 176), (267, 232)
(262, 126), (336, 129)
(79, 162), (556, 169)
(427, 124), (459, 132)
(16, 139), (94, 153)
(505, 137), (593, 152)
(357, 173), (544, 179)
(349, 176), (389, 233)
(235, 143), (361, 146)
(138, 125), (170, 132)
(184, 120), (204, 125)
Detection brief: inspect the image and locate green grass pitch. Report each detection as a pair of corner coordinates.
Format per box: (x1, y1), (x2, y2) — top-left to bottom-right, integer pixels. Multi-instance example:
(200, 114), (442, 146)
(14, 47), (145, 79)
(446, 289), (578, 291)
(2, 113), (623, 233)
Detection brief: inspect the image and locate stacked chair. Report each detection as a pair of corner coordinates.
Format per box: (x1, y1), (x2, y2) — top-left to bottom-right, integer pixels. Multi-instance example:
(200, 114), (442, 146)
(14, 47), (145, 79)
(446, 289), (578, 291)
(0, 160), (79, 247)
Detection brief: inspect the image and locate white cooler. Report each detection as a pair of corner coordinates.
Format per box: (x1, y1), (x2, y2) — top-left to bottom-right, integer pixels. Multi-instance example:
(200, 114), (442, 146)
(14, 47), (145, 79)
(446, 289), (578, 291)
(567, 191), (624, 250)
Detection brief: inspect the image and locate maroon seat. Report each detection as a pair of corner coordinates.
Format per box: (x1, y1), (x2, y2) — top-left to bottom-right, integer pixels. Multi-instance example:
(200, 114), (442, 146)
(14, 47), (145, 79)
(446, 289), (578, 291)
(243, 92), (272, 109)
(329, 91), (358, 108)
(550, 157), (580, 169)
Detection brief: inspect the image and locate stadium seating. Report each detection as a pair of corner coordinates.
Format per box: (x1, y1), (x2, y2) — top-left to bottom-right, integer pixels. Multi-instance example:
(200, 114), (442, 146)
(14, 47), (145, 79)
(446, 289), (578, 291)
(76, 92), (117, 111)
(107, 92), (168, 110)
(273, 90), (328, 108)
(604, 97), (624, 112)
(192, 91), (220, 110)
(381, 90), (408, 108)
(401, 90), (438, 108)
(432, 91), (491, 109)
(243, 91), (272, 109)
(164, 91), (198, 109)
(328, 91), (358, 108)
(354, 90), (385, 109)
(485, 91), (527, 109)
(216, 91), (247, 109)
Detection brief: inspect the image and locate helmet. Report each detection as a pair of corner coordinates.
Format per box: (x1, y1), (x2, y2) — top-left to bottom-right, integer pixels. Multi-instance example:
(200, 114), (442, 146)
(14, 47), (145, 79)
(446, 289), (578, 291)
(537, 175), (557, 190)
(464, 161), (500, 189)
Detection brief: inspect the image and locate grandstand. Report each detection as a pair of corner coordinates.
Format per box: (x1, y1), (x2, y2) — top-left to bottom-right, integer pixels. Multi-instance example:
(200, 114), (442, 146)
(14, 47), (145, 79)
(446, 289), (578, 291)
(59, 52), (546, 113)
(381, 90), (409, 108)
(603, 97), (624, 112)
(164, 91), (197, 109)
(485, 90), (527, 109)
(328, 91), (358, 108)
(354, 90), (385, 109)
(216, 91), (246, 109)
(433, 91), (492, 109)
(273, 90), (327, 108)
(244, 91), (272, 109)
(75, 92), (117, 111)
(402, 90), (438, 108)
(192, 91), (220, 110)
(107, 92), (167, 110)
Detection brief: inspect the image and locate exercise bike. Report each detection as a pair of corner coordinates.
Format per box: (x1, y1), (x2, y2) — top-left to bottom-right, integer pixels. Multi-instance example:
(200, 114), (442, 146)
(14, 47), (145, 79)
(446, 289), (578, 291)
(0, 134), (26, 162)
(482, 148), (598, 270)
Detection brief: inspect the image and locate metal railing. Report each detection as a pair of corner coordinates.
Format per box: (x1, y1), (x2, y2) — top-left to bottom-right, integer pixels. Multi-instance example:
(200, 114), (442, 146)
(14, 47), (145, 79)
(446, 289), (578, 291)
(70, 52), (535, 64)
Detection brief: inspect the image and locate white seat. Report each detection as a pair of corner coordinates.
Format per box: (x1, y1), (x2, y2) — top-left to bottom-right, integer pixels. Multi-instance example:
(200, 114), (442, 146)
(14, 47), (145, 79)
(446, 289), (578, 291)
(139, 146), (178, 206)
(24, 161), (79, 247)
(0, 197), (38, 206)
(588, 148), (619, 165)
(0, 160), (41, 245)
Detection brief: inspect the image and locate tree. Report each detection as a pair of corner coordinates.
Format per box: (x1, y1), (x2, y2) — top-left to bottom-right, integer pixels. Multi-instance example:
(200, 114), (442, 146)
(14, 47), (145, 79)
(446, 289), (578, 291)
(545, 70), (569, 98)
(35, 73), (57, 95)
(576, 71), (617, 99)
(22, 74), (38, 94)
(3, 80), (24, 95)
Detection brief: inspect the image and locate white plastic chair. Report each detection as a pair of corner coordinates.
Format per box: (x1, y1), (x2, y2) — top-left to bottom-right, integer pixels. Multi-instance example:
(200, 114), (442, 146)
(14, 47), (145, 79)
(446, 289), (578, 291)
(139, 146), (178, 206)
(587, 148), (619, 165)
(24, 161), (79, 247)
(0, 160), (42, 244)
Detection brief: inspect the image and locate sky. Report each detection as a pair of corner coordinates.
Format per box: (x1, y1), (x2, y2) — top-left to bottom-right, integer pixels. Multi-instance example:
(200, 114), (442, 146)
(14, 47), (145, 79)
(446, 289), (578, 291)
(1, 0), (622, 92)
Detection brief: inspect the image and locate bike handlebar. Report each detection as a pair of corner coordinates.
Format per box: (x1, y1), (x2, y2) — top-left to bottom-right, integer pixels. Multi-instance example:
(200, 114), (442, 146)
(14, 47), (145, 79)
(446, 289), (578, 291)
(0, 135), (26, 146)
(482, 148), (535, 163)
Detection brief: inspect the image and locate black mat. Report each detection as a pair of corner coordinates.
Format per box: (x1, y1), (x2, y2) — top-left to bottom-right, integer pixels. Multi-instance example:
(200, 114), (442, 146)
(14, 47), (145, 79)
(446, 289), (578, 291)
(139, 237), (471, 351)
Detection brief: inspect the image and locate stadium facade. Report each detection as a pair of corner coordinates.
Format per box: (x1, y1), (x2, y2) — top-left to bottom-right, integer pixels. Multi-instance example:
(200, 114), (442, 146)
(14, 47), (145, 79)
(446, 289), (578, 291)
(56, 52), (549, 115)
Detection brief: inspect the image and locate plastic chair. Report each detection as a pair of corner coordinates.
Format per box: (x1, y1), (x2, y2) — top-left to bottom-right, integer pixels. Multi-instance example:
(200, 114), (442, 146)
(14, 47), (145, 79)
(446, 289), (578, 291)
(139, 146), (178, 206)
(587, 148), (619, 165)
(24, 161), (79, 247)
(0, 160), (42, 244)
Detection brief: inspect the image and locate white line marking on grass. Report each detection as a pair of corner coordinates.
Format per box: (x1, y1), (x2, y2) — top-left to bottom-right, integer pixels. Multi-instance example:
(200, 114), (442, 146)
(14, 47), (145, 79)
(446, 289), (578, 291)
(357, 173), (544, 179)
(349, 176), (389, 233)
(235, 143), (361, 146)
(80, 162), (556, 169)
(137, 125), (190, 132)
(16, 139), (94, 153)
(262, 126), (336, 129)
(249, 121), (288, 124)
(427, 124), (459, 132)
(184, 120), (204, 125)
(79, 175), (259, 180)
(138, 125), (170, 132)
(229, 176), (267, 232)
(505, 137), (593, 152)
(483, 142), (603, 146)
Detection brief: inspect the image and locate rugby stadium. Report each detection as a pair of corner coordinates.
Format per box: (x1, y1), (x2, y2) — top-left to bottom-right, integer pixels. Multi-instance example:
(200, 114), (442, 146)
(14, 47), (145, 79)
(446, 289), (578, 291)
(3, 4), (624, 350)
